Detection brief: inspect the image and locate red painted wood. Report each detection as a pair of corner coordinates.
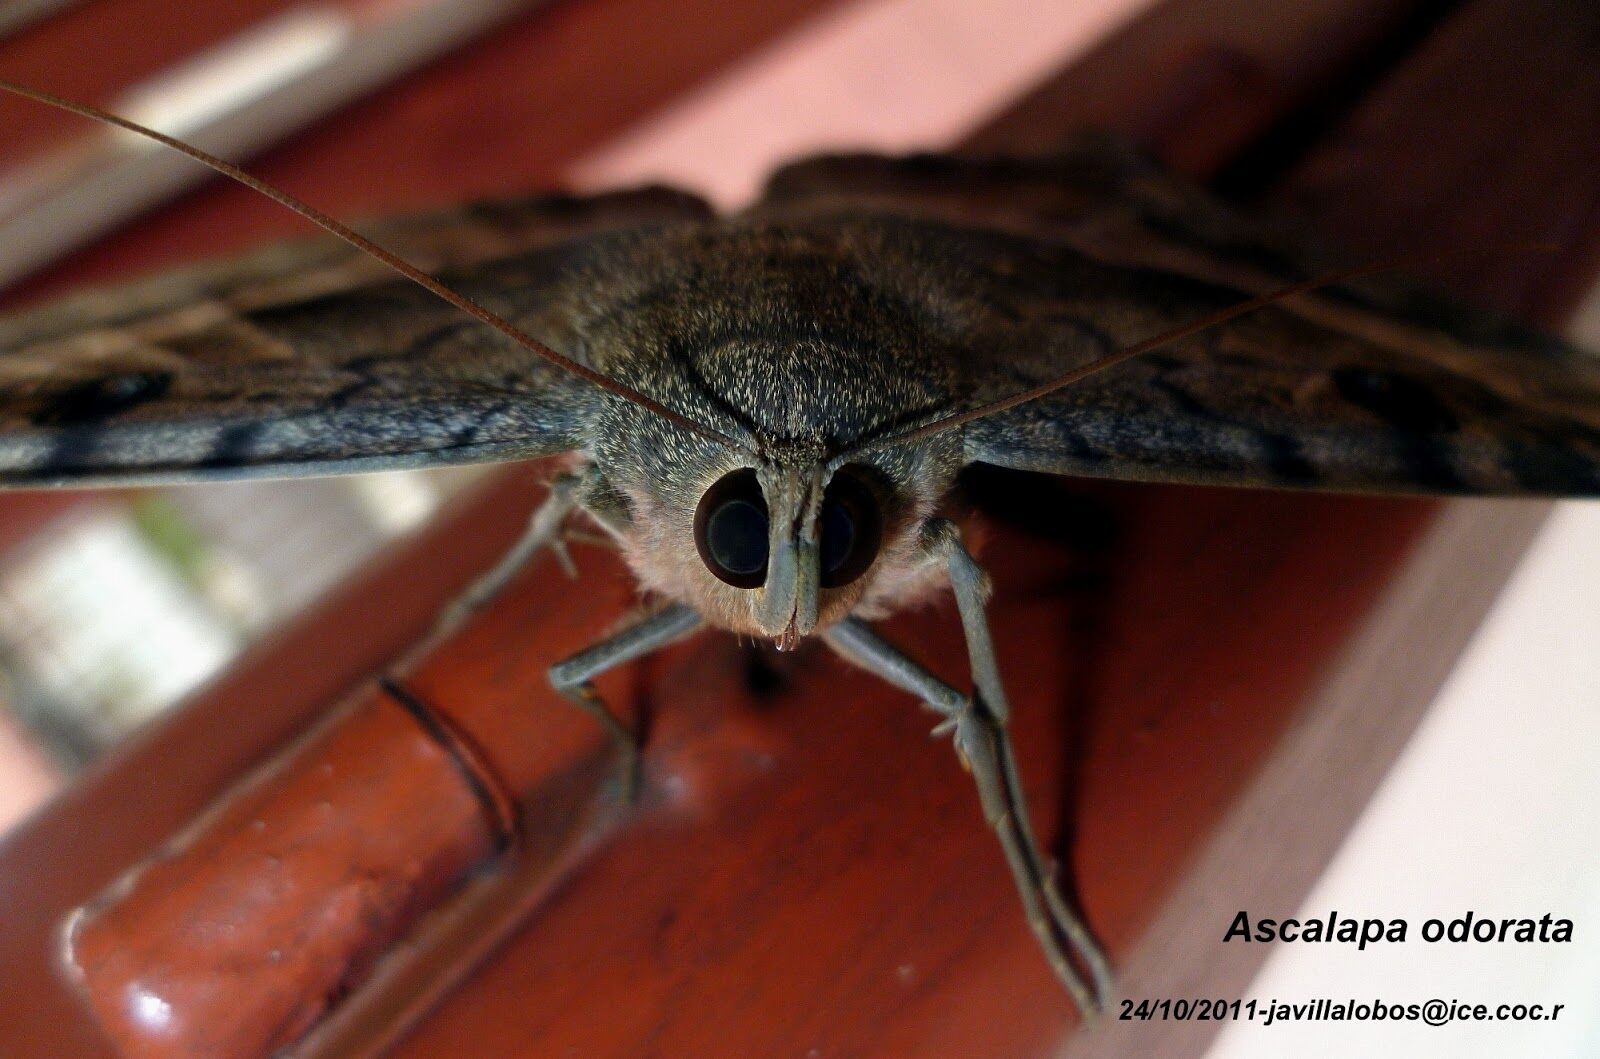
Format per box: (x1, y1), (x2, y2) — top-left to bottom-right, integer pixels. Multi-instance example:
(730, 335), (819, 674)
(67, 692), (496, 1057)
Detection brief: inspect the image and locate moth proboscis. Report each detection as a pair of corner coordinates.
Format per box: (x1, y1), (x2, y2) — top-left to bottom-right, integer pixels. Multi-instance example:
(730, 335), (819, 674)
(1, 80), (1598, 1016)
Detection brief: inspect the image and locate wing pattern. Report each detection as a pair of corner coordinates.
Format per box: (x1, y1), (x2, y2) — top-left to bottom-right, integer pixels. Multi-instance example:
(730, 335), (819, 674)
(3, 141), (1599, 496)
(756, 148), (1600, 495)
(0, 188), (710, 484)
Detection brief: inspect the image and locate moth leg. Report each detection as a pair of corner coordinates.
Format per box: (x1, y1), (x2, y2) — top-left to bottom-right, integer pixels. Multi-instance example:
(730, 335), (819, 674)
(549, 603), (703, 803)
(570, 472), (633, 541)
(924, 519), (1114, 1005)
(421, 470), (592, 652)
(824, 619), (1110, 1013)
(924, 519), (1010, 722)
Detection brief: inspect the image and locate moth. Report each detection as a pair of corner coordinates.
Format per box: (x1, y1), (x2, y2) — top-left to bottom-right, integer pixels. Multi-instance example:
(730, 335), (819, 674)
(2, 82), (1599, 1017)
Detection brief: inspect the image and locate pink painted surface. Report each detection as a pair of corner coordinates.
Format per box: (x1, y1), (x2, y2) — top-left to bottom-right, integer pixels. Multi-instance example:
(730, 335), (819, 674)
(574, 0), (1156, 205)
(0, 711), (60, 834)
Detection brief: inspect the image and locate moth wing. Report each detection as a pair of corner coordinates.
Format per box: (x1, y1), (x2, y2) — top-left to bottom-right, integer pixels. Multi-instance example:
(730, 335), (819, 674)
(0, 187), (712, 485)
(756, 148), (1600, 495)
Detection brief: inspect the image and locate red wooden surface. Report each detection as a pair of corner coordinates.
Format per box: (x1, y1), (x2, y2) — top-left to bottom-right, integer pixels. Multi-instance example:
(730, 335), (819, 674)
(0, 0), (1596, 1056)
(390, 485), (1440, 1058)
(69, 692), (499, 1057)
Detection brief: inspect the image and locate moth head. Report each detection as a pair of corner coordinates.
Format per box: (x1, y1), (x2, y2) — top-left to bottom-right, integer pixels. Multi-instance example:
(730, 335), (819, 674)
(687, 456), (886, 649)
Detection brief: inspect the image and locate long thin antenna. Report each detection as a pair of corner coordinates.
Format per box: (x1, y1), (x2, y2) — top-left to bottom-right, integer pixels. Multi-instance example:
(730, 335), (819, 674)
(0, 79), (745, 451)
(848, 244), (1556, 455)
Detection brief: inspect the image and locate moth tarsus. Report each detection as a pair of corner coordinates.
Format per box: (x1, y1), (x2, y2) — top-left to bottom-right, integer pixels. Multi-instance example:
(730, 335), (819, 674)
(2, 82), (1598, 1017)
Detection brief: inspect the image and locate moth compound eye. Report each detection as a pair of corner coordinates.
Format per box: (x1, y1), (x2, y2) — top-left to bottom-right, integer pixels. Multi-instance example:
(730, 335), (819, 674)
(820, 501), (854, 575)
(820, 468), (882, 588)
(694, 469), (768, 589)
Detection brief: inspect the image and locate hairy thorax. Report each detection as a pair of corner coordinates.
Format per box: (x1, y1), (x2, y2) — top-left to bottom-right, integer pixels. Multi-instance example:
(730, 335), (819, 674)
(562, 218), (975, 642)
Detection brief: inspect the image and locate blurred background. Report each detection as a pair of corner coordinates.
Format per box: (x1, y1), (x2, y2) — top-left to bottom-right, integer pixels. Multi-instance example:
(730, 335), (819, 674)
(0, 0), (1595, 1055)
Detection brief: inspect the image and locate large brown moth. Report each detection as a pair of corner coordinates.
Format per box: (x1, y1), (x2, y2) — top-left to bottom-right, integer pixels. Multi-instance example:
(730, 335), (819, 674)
(2, 79), (1599, 1018)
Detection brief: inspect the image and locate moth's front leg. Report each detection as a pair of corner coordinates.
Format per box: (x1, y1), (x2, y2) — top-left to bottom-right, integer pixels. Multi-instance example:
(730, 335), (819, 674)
(548, 604), (703, 802)
(823, 523), (1112, 1014)
(417, 467), (596, 655)
(404, 461), (693, 803)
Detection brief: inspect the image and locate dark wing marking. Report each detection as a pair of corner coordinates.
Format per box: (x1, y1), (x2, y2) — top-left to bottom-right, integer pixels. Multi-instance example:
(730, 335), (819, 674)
(755, 148), (1600, 496)
(0, 187), (713, 485)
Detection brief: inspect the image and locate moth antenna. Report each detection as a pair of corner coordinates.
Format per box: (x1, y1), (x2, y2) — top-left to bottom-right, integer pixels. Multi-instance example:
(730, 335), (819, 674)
(849, 243), (1559, 454)
(0, 79), (747, 453)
